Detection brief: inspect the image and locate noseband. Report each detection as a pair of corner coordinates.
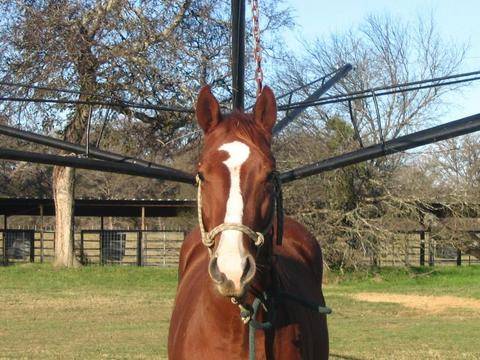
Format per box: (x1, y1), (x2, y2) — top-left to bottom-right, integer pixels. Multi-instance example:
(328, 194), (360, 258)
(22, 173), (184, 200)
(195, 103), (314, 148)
(196, 172), (330, 360)
(196, 172), (283, 256)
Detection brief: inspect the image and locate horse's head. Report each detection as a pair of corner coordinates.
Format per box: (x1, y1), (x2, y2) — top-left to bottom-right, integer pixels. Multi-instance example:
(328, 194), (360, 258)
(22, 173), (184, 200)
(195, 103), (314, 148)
(196, 86), (278, 299)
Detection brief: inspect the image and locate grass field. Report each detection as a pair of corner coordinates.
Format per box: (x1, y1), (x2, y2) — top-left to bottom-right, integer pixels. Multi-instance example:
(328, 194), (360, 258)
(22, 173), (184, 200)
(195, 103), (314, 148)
(0, 264), (479, 359)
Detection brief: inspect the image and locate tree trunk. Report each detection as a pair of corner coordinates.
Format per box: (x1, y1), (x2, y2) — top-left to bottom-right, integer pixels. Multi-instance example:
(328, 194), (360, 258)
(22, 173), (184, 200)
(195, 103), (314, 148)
(52, 166), (80, 267)
(51, 23), (98, 267)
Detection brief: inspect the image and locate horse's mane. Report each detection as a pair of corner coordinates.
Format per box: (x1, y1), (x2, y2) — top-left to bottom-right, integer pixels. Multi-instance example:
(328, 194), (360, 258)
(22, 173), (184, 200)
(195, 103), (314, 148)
(218, 110), (272, 157)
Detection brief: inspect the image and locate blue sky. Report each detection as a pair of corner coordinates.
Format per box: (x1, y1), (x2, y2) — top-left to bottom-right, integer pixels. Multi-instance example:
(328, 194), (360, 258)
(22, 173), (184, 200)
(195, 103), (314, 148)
(279, 0), (480, 121)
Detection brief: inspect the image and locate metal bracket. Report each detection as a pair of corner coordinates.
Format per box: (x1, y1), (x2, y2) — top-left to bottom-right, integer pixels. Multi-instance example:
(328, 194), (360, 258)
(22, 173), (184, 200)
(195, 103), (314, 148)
(348, 100), (364, 148)
(371, 90), (385, 150)
(85, 105), (93, 157)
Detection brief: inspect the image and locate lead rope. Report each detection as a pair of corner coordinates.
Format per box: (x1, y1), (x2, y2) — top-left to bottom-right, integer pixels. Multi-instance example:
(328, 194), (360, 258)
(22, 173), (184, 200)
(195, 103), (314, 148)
(196, 174), (214, 256)
(245, 292), (332, 360)
(250, 0), (263, 97)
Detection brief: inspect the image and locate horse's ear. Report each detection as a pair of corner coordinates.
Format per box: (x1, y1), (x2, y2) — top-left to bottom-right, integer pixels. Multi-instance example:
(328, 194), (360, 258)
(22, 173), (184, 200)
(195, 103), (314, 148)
(196, 86), (221, 133)
(253, 86), (277, 134)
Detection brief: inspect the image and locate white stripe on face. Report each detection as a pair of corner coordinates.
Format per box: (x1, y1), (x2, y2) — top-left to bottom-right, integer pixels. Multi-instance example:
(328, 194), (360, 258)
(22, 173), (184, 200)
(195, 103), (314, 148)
(216, 141), (250, 288)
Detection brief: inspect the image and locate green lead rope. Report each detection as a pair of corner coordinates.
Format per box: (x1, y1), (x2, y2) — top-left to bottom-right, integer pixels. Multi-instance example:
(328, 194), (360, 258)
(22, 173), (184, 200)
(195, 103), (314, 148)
(246, 293), (332, 360)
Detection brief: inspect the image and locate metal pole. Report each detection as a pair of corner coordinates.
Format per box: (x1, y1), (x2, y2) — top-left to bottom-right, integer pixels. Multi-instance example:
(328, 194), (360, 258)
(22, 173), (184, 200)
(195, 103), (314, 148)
(39, 205), (44, 263)
(419, 231), (425, 266)
(278, 71), (480, 112)
(0, 124), (195, 184)
(231, 0), (246, 110)
(273, 64), (353, 135)
(0, 147), (196, 184)
(3, 215), (7, 265)
(280, 112), (480, 183)
(85, 105), (93, 157)
(163, 231), (166, 267)
(140, 207), (145, 266)
(0, 96), (194, 113)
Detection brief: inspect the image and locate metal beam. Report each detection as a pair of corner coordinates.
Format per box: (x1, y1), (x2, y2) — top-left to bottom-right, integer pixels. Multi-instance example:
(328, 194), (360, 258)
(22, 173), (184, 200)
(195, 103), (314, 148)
(0, 96), (193, 113)
(280, 112), (480, 183)
(279, 69), (480, 112)
(231, 0), (246, 110)
(0, 148), (196, 184)
(0, 124), (195, 184)
(273, 64), (353, 135)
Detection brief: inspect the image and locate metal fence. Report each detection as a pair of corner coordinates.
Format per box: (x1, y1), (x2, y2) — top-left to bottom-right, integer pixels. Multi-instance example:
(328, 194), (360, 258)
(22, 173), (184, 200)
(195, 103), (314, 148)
(2, 228), (479, 267)
(77, 230), (184, 266)
(1, 229), (185, 266)
(358, 232), (480, 267)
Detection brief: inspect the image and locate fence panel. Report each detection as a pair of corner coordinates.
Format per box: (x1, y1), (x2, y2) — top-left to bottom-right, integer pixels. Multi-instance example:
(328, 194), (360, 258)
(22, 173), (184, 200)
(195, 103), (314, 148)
(1, 230), (35, 263)
(143, 231), (184, 266)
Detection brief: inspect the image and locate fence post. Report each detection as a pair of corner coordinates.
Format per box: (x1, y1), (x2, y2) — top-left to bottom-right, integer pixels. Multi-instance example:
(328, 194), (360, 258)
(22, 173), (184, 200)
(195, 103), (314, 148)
(99, 231), (103, 265)
(29, 230), (35, 263)
(163, 231), (166, 267)
(39, 205), (44, 263)
(140, 207), (145, 266)
(456, 249), (462, 266)
(137, 231), (143, 266)
(3, 216), (7, 265)
(428, 237), (435, 266)
(0, 222), (2, 264)
(419, 230), (425, 266)
(80, 231), (84, 265)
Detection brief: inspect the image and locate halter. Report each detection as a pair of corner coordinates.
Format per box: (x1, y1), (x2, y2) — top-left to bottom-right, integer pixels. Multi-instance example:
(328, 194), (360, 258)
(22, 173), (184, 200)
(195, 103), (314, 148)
(195, 171), (283, 257)
(196, 171), (331, 360)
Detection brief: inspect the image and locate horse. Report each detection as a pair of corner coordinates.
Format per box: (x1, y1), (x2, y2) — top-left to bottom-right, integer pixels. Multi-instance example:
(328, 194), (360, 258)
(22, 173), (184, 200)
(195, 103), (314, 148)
(168, 86), (329, 359)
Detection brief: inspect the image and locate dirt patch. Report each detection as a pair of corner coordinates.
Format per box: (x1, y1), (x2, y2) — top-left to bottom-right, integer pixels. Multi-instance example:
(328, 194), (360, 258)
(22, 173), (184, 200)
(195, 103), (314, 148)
(352, 292), (480, 314)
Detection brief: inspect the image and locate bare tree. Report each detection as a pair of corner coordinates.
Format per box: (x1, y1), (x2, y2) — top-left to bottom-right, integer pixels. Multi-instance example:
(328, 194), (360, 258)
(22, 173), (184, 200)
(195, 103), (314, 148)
(273, 13), (469, 269)
(0, 0), (292, 266)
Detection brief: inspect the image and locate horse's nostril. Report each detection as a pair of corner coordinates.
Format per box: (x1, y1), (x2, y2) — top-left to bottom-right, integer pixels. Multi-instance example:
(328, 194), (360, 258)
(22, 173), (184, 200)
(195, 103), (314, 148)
(208, 257), (226, 284)
(241, 254), (256, 285)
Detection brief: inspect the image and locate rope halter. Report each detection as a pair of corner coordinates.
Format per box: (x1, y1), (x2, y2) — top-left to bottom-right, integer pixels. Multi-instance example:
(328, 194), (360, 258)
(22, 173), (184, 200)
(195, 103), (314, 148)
(196, 173), (281, 256)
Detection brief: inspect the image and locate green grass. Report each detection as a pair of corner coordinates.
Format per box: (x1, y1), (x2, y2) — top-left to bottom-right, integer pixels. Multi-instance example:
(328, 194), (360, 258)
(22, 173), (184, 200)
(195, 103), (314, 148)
(325, 266), (480, 359)
(0, 264), (479, 359)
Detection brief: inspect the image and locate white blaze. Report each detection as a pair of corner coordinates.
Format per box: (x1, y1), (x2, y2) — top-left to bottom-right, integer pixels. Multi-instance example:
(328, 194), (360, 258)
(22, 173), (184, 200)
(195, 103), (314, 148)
(216, 141), (250, 287)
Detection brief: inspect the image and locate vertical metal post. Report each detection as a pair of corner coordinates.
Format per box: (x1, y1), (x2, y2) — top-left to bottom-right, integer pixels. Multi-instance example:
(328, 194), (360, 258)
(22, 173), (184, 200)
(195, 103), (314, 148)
(3, 215), (7, 264)
(85, 105), (93, 157)
(137, 232), (143, 267)
(99, 231), (103, 265)
(29, 230), (35, 263)
(39, 205), (44, 263)
(419, 230), (425, 266)
(456, 249), (462, 266)
(231, 0), (246, 110)
(80, 231), (84, 265)
(163, 231), (166, 267)
(138, 207), (145, 266)
(428, 237), (435, 266)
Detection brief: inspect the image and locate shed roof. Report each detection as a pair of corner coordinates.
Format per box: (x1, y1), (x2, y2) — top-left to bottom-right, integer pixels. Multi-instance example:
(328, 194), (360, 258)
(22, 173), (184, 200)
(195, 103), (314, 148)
(0, 197), (196, 217)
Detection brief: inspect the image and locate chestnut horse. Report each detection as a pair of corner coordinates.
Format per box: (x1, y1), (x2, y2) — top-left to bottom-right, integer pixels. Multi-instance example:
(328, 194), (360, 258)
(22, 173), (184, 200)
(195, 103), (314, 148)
(168, 86), (329, 359)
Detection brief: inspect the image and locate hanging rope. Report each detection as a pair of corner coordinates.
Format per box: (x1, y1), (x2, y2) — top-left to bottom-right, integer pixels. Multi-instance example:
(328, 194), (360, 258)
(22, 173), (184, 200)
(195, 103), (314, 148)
(250, 0), (263, 97)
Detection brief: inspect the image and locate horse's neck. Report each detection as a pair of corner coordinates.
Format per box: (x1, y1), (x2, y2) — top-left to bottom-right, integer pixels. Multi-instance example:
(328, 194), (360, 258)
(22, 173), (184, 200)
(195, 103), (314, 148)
(199, 276), (250, 348)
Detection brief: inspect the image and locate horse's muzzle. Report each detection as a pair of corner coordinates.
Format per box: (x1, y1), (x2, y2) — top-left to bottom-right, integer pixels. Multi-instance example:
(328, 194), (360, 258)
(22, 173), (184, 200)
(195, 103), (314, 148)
(208, 254), (256, 297)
